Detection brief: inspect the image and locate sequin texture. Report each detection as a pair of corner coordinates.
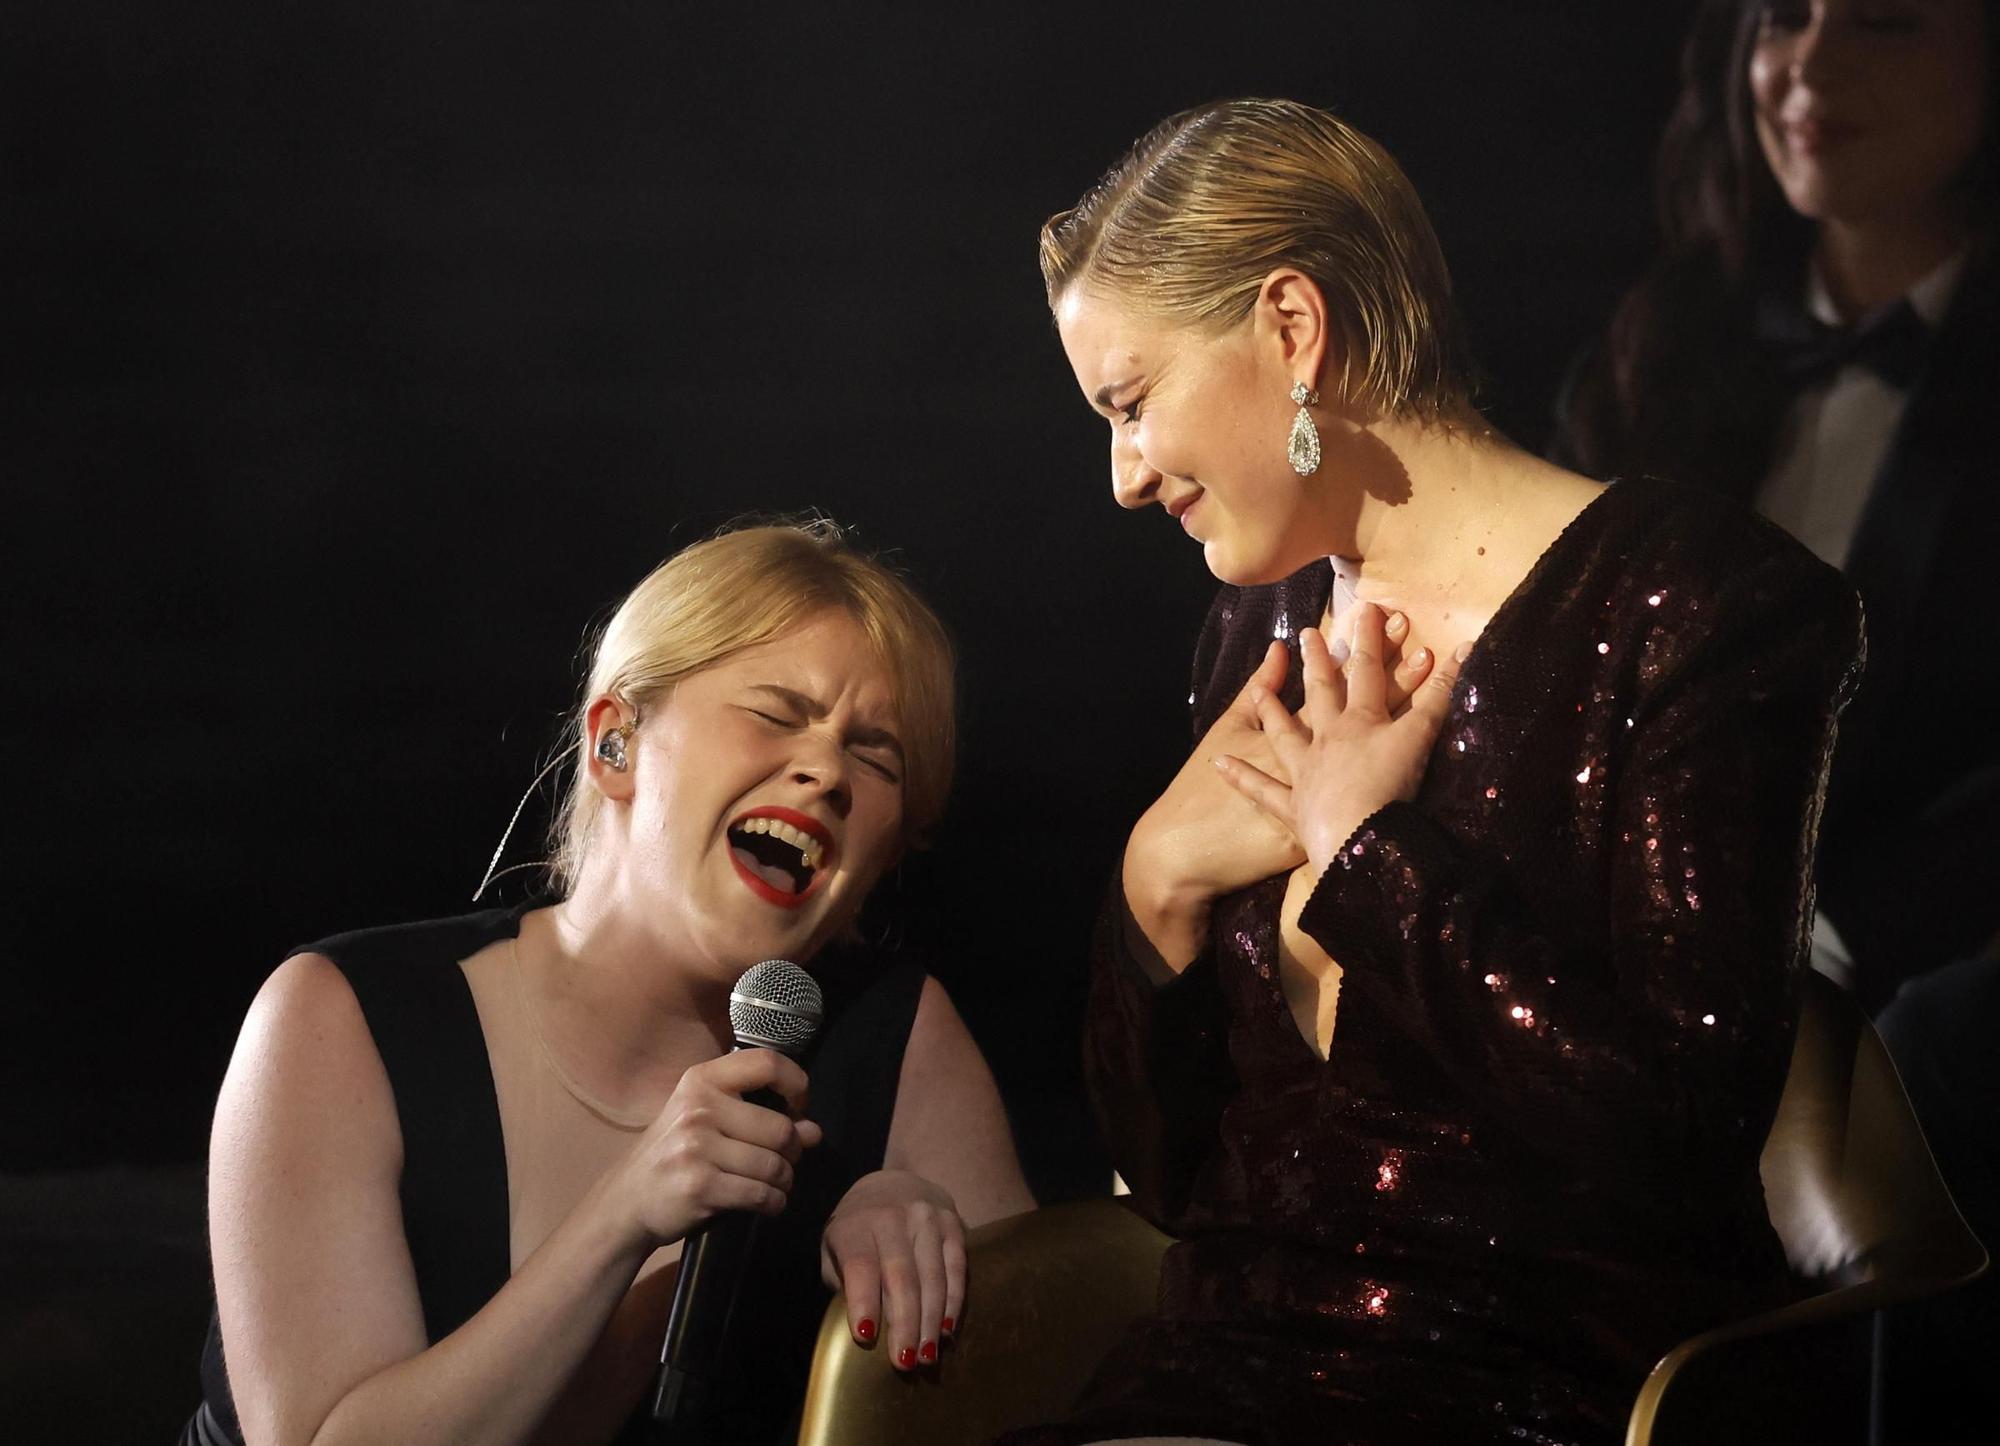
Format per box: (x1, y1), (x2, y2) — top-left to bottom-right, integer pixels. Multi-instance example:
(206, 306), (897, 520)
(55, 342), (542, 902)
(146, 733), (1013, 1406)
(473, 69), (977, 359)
(1052, 481), (1862, 1446)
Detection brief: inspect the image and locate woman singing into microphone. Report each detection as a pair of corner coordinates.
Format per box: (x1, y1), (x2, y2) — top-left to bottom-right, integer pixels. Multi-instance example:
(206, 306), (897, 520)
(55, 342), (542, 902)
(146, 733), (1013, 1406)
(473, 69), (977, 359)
(1021, 99), (1861, 1444)
(184, 521), (1033, 1446)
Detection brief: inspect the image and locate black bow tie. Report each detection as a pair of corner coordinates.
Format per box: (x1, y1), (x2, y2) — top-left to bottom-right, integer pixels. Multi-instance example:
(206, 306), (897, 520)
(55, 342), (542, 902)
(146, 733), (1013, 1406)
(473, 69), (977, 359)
(1752, 293), (1932, 389)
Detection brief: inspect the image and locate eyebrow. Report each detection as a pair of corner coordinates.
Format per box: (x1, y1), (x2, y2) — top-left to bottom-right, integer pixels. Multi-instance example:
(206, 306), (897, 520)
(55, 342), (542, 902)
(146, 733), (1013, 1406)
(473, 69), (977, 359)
(749, 684), (906, 761)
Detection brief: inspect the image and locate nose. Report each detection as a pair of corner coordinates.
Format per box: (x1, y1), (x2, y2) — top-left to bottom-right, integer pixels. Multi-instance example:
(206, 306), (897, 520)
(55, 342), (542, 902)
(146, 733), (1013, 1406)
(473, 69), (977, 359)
(790, 735), (853, 820)
(1110, 432), (1164, 511)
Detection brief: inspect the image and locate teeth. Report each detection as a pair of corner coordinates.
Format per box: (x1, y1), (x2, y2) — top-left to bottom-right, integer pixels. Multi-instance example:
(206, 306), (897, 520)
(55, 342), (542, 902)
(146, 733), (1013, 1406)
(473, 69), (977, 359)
(737, 816), (825, 870)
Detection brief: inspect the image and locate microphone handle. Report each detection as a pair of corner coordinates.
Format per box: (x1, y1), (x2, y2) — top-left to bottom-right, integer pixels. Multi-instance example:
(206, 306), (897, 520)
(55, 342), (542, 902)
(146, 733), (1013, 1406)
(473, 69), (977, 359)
(650, 1084), (786, 1425)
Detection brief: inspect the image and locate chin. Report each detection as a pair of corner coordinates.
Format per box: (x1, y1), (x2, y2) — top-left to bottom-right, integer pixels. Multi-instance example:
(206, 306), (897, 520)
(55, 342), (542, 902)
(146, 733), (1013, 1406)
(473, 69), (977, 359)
(1203, 537), (1309, 589)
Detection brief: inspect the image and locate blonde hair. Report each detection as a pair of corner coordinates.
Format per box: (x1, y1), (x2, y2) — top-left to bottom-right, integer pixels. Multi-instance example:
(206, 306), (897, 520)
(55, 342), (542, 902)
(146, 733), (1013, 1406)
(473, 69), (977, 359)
(548, 519), (956, 892)
(1040, 97), (1474, 419)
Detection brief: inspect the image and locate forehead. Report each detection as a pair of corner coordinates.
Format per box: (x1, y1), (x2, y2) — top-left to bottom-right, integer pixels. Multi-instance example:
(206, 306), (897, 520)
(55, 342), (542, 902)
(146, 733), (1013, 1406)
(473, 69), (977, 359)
(1056, 288), (1152, 354)
(1057, 289), (1158, 368)
(698, 612), (899, 713)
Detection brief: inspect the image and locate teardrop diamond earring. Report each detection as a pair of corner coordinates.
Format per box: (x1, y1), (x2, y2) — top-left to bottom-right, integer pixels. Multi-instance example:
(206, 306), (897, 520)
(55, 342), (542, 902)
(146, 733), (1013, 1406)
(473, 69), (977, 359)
(1287, 381), (1322, 477)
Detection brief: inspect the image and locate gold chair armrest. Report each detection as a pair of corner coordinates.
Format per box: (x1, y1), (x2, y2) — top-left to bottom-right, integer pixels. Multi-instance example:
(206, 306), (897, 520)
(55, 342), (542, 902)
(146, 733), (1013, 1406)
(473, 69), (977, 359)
(1626, 1245), (1988, 1446)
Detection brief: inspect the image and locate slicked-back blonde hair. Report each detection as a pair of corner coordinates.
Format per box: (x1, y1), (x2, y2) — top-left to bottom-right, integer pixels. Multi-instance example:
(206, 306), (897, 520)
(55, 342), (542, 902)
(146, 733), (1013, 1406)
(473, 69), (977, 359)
(1040, 98), (1474, 420)
(549, 520), (955, 893)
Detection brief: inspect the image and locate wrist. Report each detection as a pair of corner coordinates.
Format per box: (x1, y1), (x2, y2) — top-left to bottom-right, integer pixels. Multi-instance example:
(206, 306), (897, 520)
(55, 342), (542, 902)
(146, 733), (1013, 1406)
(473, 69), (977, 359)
(589, 1150), (668, 1270)
(1121, 844), (1210, 977)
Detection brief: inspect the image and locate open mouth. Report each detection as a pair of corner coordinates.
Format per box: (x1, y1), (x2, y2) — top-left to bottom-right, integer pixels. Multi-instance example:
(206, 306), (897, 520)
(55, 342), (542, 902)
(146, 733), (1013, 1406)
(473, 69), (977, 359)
(726, 809), (833, 909)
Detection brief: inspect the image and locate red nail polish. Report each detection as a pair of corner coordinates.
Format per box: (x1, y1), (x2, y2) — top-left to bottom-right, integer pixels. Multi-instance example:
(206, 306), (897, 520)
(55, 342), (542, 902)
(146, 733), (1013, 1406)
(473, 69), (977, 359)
(940, 1316), (956, 1337)
(919, 1339), (938, 1364)
(896, 1345), (917, 1370)
(855, 1318), (876, 1344)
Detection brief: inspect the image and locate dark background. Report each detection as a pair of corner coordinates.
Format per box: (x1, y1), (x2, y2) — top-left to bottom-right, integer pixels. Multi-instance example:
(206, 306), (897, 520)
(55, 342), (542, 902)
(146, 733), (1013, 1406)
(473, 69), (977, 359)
(3, 0), (1692, 1433)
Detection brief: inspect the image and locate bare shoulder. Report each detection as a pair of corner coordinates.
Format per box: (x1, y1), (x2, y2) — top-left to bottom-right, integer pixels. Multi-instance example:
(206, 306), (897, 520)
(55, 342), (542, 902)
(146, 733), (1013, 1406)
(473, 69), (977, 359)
(214, 952), (401, 1175)
(888, 976), (1035, 1225)
(901, 974), (974, 1074)
(209, 953), (427, 1442)
(895, 975), (1007, 1110)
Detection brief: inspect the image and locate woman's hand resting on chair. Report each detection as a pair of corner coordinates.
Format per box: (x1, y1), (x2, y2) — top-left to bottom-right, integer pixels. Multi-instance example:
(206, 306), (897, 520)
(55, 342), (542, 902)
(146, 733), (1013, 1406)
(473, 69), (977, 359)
(821, 1168), (966, 1371)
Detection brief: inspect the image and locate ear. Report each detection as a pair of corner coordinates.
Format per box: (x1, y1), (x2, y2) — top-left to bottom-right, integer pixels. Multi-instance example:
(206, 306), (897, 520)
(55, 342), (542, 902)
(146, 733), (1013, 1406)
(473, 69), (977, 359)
(584, 694), (638, 803)
(1251, 268), (1338, 401)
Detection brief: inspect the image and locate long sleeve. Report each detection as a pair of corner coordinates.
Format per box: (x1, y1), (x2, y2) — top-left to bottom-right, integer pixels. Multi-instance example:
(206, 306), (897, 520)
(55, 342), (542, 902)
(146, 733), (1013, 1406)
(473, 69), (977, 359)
(1081, 886), (1235, 1223)
(1299, 549), (1862, 1216)
(1079, 578), (1276, 1226)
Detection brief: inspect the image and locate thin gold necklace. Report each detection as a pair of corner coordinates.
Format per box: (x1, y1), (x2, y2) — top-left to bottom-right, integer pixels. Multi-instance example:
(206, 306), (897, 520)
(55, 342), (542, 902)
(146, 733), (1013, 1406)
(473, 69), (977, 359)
(509, 935), (652, 1132)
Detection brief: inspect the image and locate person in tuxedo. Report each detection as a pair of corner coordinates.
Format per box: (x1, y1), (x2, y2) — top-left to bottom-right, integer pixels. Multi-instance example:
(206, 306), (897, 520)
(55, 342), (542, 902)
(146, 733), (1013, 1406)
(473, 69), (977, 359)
(1010, 97), (1859, 1446)
(182, 521), (1033, 1446)
(1554, 3), (1999, 1437)
(1555, 0), (1999, 1010)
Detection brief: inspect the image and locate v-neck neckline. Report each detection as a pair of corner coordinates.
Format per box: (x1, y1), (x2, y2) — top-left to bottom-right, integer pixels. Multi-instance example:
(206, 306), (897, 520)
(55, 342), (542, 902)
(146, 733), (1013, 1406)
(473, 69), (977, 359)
(1257, 480), (1621, 1071)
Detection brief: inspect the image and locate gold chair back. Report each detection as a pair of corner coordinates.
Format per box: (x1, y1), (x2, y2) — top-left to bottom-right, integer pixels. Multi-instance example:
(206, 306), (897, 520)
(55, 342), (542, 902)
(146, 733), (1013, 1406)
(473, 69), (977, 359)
(1626, 970), (1987, 1444)
(794, 1198), (1169, 1446)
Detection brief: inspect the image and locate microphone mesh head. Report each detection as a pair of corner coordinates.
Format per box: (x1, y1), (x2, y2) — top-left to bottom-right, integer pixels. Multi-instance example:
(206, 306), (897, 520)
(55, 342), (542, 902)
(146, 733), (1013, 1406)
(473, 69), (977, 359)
(729, 960), (824, 1057)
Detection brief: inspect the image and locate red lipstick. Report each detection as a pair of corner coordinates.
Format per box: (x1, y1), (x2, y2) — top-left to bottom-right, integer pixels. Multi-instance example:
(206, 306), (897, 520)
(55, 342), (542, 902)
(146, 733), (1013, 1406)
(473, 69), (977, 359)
(726, 806), (834, 909)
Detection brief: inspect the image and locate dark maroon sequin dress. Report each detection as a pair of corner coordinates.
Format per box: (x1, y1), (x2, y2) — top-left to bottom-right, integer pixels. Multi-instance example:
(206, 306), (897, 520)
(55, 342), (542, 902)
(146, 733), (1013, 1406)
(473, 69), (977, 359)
(1014, 479), (1863, 1446)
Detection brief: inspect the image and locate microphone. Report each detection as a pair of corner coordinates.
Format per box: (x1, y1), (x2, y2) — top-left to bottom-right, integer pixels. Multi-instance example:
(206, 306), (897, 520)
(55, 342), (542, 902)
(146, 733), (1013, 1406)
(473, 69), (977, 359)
(651, 959), (824, 1425)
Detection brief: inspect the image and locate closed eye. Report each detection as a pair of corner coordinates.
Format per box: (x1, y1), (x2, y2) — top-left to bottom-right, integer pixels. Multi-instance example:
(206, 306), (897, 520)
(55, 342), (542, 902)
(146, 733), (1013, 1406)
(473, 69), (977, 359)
(853, 749), (901, 784)
(748, 707), (900, 782)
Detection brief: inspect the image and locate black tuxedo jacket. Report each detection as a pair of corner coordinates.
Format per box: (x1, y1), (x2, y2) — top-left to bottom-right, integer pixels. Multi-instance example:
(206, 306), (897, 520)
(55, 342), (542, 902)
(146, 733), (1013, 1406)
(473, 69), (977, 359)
(1554, 250), (2000, 1008)
(1804, 253), (2000, 1008)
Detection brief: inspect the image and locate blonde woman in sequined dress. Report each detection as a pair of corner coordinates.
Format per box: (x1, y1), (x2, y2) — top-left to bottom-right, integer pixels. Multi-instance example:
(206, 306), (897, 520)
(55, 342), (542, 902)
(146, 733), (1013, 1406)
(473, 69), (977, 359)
(1008, 99), (1862, 1446)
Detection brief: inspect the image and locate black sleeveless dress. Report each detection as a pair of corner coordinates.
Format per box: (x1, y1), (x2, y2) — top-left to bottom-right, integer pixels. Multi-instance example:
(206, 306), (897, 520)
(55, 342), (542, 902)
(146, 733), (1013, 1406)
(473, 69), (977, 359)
(182, 905), (926, 1446)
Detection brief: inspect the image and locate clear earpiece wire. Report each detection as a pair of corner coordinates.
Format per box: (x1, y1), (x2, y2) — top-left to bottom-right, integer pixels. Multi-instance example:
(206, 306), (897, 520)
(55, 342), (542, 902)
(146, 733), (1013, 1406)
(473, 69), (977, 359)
(472, 742), (577, 902)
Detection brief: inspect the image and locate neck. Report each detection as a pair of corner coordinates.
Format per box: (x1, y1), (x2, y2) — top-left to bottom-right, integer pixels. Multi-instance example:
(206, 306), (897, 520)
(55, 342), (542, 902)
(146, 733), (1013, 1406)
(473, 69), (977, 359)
(535, 881), (736, 1105)
(1306, 409), (1596, 624)
(1815, 207), (1967, 319)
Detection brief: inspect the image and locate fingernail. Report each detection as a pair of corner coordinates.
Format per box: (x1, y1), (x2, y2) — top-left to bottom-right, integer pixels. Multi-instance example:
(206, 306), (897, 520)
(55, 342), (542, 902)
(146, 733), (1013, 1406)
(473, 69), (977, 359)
(896, 1345), (917, 1370)
(855, 1318), (877, 1344)
(940, 1316), (956, 1337)
(919, 1339), (938, 1364)
(1454, 642), (1473, 662)
(1385, 611), (1407, 637)
(1211, 756), (1228, 771)
(1410, 647), (1431, 668)
(1328, 636), (1352, 665)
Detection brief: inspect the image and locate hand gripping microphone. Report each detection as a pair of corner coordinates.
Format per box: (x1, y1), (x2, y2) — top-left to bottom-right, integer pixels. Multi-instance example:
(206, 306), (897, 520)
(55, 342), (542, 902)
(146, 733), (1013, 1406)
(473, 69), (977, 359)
(651, 959), (824, 1426)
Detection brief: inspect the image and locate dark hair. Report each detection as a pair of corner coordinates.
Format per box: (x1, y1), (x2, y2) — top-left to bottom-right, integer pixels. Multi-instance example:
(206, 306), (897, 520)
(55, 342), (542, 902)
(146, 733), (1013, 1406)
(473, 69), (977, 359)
(1561, 0), (1999, 496)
